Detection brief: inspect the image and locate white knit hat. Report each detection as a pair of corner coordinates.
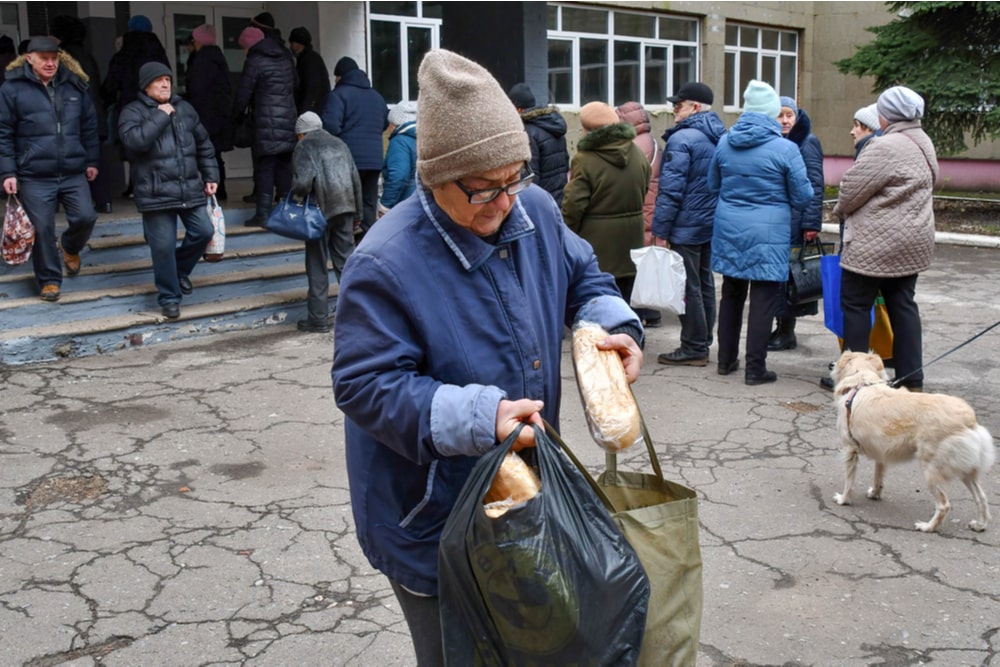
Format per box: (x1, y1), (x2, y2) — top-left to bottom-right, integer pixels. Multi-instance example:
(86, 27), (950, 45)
(742, 80), (781, 118)
(295, 111), (323, 135)
(853, 103), (880, 132)
(387, 101), (417, 128)
(416, 50), (530, 187)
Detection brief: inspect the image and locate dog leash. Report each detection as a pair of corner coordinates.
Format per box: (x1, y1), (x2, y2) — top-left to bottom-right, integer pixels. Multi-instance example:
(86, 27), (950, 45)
(890, 319), (1000, 389)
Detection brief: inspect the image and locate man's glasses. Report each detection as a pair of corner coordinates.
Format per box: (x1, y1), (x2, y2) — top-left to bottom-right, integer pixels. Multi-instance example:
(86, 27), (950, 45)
(453, 169), (535, 205)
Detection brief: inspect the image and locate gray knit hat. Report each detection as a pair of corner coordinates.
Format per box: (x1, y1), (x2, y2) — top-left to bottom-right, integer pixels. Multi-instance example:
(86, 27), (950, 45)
(416, 49), (530, 187)
(877, 86), (924, 123)
(138, 62), (172, 92)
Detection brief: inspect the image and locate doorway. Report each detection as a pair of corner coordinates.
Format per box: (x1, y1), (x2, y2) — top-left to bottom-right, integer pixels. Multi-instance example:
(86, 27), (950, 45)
(164, 4), (259, 178)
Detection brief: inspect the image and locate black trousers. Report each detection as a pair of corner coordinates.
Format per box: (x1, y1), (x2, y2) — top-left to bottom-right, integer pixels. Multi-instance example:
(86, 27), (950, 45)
(717, 276), (782, 376)
(359, 169), (380, 231)
(841, 268), (923, 388)
(389, 579), (443, 667)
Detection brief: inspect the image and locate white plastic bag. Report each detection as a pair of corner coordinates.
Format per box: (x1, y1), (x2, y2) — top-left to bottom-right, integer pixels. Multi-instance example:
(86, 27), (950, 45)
(629, 246), (686, 315)
(203, 195), (225, 262)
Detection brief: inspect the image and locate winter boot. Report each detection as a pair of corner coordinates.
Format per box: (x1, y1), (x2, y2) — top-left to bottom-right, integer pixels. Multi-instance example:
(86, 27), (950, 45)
(767, 317), (797, 351)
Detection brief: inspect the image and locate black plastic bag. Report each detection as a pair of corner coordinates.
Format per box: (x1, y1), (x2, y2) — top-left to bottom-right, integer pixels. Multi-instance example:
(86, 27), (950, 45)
(439, 422), (650, 666)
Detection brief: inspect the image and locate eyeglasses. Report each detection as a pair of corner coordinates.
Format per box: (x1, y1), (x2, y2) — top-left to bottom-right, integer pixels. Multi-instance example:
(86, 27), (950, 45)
(453, 169), (535, 205)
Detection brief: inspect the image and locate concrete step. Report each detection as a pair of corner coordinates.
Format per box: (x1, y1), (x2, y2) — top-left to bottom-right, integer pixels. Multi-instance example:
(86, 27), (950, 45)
(0, 285), (338, 364)
(0, 203), (332, 365)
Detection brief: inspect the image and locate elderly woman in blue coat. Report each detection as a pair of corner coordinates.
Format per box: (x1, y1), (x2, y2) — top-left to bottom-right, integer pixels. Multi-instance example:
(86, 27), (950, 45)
(331, 49), (644, 664)
(709, 80), (813, 385)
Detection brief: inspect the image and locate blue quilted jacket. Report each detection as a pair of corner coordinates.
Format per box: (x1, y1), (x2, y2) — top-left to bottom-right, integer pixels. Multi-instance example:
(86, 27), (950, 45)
(708, 112), (813, 282)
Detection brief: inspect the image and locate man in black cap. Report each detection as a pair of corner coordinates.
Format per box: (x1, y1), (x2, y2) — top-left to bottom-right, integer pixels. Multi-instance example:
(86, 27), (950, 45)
(288, 27), (330, 115)
(651, 81), (727, 367)
(0, 36), (100, 302)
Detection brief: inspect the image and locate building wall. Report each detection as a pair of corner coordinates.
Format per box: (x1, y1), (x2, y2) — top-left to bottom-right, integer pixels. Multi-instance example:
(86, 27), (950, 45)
(564, 0), (1000, 187)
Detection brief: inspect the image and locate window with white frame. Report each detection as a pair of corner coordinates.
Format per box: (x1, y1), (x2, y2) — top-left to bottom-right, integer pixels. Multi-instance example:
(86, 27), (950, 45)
(547, 5), (699, 108)
(369, 2), (442, 104)
(724, 23), (799, 109)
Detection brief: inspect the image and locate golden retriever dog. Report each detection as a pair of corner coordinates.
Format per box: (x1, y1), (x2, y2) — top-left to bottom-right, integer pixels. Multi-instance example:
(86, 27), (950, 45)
(831, 351), (995, 532)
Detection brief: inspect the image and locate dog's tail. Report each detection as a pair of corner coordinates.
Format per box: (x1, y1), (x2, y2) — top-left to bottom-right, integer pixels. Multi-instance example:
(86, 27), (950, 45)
(971, 425), (996, 471)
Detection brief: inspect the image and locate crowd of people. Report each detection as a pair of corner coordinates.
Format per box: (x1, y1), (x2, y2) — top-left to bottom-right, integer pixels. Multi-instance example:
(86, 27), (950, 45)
(0, 13), (942, 660)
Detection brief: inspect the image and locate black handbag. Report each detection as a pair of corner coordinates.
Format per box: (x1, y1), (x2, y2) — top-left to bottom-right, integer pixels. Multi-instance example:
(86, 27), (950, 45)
(786, 238), (831, 306)
(233, 108), (254, 149)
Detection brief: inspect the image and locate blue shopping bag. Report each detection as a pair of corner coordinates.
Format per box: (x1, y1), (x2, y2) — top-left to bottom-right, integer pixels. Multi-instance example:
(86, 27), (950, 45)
(821, 254), (844, 337)
(822, 255), (878, 343)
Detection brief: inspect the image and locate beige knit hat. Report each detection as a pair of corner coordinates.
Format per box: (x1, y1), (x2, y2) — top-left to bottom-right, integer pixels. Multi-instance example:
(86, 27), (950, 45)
(416, 49), (530, 187)
(580, 102), (619, 131)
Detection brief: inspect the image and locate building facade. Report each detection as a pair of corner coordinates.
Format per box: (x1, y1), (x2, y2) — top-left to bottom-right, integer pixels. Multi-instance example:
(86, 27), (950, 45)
(5, 1), (998, 188)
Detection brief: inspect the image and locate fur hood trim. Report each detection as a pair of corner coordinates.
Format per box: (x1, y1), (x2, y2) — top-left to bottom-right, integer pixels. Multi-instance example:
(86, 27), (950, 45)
(577, 121), (636, 151)
(520, 105), (561, 122)
(5, 51), (90, 84)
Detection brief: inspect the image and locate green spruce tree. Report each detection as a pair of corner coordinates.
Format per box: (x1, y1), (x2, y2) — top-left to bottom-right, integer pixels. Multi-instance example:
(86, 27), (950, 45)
(836, 1), (1000, 155)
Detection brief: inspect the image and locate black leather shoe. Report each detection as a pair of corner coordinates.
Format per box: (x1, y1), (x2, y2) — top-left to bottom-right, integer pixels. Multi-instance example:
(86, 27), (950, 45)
(745, 370), (778, 386)
(98, 202), (112, 214)
(297, 319), (329, 333)
(162, 303), (180, 319)
(242, 193), (256, 203)
(718, 360), (740, 376)
(820, 376), (834, 391)
(767, 333), (797, 351)
(658, 350), (708, 366)
(178, 276), (193, 295)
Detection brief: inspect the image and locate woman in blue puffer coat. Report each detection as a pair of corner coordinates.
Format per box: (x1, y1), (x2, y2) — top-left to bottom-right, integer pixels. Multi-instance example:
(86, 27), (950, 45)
(709, 81), (813, 385)
(768, 96), (825, 351)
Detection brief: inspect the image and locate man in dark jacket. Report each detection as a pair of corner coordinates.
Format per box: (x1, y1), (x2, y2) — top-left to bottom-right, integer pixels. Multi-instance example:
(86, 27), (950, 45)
(321, 57), (387, 233)
(508, 83), (569, 204)
(0, 37), (100, 302)
(101, 15), (169, 198)
(652, 81), (726, 367)
(185, 24), (231, 200)
(50, 15), (112, 214)
(288, 27), (329, 115)
(233, 27), (298, 227)
(119, 63), (218, 320)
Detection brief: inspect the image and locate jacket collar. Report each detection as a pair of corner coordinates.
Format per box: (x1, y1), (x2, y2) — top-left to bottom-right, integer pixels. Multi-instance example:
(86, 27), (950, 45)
(417, 185), (536, 272)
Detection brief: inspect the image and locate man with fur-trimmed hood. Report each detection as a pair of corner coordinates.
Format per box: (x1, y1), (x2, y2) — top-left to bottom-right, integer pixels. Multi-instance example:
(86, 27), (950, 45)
(0, 37), (100, 302)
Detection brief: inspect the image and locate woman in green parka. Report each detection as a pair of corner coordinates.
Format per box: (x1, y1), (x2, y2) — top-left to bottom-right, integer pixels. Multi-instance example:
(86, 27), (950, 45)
(562, 101), (651, 304)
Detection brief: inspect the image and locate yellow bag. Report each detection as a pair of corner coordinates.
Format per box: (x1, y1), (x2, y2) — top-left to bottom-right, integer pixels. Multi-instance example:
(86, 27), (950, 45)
(835, 294), (894, 360)
(870, 294), (894, 360)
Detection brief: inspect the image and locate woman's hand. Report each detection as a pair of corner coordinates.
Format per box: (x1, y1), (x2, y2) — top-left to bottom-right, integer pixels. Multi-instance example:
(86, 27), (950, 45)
(596, 333), (644, 383)
(495, 398), (544, 452)
(803, 230), (819, 242)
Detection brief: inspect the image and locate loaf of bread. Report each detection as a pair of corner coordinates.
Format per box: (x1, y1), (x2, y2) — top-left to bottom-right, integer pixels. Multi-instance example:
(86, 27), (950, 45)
(571, 323), (642, 451)
(483, 451), (541, 518)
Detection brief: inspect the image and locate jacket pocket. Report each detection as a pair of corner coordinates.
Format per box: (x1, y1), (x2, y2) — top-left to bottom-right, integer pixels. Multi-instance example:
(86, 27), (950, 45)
(398, 460), (439, 529)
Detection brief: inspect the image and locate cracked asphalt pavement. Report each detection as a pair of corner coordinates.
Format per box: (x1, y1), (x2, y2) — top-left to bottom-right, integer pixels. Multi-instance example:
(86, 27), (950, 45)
(1, 242), (998, 666)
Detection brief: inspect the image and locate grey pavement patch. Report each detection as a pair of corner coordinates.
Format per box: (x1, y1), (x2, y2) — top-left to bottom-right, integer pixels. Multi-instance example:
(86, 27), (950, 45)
(1, 245), (999, 665)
